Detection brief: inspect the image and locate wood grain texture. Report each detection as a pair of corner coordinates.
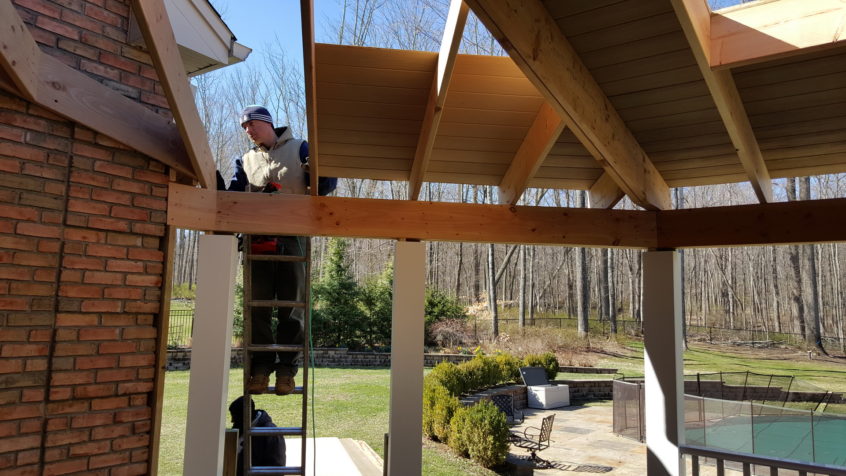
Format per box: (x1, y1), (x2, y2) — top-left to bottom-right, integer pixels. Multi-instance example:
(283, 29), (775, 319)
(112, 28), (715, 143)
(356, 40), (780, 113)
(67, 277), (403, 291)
(168, 184), (656, 248)
(302, 0), (319, 195)
(0, 0), (39, 100)
(131, 0), (215, 188)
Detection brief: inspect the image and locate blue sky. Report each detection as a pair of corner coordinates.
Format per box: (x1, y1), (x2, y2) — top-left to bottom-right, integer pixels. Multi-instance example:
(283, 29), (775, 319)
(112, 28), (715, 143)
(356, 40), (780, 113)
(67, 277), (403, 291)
(210, 0), (339, 70)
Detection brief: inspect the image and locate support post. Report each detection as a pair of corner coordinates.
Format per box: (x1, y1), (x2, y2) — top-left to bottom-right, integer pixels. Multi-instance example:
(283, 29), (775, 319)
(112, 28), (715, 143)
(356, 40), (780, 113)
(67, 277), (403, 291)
(183, 235), (238, 476)
(643, 250), (685, 476)
(387, 240), (426, 475)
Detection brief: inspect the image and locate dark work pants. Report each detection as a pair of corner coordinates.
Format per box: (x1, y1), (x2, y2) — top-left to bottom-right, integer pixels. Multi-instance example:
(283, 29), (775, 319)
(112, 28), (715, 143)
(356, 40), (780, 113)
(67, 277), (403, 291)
(249, 236), (305, 377)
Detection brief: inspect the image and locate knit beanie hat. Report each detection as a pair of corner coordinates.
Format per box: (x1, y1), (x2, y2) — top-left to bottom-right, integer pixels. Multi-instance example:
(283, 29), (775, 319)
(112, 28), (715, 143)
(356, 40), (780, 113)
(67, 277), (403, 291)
(240, 105), (273, 127)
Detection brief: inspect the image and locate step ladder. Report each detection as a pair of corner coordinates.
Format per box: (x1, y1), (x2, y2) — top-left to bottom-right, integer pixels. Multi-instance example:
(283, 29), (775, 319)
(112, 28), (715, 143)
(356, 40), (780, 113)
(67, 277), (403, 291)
(240, 235), (311, 476)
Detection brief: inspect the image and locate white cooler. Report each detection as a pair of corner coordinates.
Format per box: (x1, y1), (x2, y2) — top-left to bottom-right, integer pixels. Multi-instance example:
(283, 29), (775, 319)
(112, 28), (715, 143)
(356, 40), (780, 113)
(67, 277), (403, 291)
(527, 384), (569, 409)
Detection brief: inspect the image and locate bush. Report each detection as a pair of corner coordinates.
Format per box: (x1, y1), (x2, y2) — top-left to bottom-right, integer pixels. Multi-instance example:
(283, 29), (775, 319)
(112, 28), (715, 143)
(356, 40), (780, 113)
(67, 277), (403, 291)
(431, 385), (459, 443)
(429, 318), (473, 349)
(448, 406), (470, 456)
(426, 362), (465, 396)
(453, 401), (509, 468)
(494, 353), (521, 384)
(425, 289), (467, 344)
(524, 351), (559, 381)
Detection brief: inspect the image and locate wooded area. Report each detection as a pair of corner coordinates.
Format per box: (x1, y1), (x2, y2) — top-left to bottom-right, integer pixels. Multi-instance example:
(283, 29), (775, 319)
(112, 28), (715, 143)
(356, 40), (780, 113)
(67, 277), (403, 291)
(169, 0), (846, 354)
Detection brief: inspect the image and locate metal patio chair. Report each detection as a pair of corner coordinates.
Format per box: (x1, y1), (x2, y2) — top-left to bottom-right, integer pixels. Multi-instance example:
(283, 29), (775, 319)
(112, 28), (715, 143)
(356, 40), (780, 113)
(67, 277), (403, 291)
(510, 413), (555, 468)
(491, 393), (523, 425)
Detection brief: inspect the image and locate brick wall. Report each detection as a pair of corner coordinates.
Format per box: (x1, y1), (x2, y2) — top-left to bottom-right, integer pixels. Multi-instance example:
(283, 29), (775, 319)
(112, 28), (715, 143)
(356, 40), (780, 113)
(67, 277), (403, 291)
(1, 1), (170, 474)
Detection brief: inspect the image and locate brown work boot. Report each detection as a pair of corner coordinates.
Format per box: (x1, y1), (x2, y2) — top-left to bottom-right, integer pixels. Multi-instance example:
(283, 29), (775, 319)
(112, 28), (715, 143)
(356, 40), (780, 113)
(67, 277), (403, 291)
(247, 374), (269, 394)
(275, 375), (295, 395)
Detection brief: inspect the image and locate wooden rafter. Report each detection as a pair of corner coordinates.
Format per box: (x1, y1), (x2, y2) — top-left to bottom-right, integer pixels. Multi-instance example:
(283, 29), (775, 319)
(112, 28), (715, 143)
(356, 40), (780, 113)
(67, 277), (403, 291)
(673, 0), (773, 203)
(658, 197), (846, 248)
(171, 184), (654, 248)
(0, 0), (39, 100)
(464, 0), (671, 210)
(301, 0), (319, 195)
(588, 173), (625, 209)
(0, 1), (194, 178)
(711, 0), (846, 69)
(498, 102), (564, 205)
(131, 0), (215, 189)
(407, 0), (469, 200)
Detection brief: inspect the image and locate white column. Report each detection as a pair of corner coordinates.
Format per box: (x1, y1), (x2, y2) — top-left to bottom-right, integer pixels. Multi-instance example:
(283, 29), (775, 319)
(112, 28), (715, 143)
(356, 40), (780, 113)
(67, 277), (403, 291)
(183, 235), (238, 476)
(643, 250), (685, 476)
(387, 240), (426, 475)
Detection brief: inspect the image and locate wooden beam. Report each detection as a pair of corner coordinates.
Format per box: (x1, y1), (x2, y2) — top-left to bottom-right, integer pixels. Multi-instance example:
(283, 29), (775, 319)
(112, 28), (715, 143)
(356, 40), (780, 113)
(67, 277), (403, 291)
(0, 3), (194, 177)
(168, 184), (656, 248)
(588, 172), (625, 209)
(407, 0), (469, 200)
(672, 0), (773, 204)
(301, 0), (319, 195)
(0, 0), (39, 100)
(498, 102), (564, 205)
(711, 0), (846, 69)
(130, 0), (215, 188)
(657, 198), (846, 248)
(464, 0), (671, 210)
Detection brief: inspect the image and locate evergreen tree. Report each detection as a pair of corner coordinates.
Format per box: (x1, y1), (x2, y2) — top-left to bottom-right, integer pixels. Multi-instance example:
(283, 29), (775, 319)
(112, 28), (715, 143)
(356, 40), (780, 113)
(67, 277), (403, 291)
(312, 238), (365, 348)
(359, 261), (394, 349)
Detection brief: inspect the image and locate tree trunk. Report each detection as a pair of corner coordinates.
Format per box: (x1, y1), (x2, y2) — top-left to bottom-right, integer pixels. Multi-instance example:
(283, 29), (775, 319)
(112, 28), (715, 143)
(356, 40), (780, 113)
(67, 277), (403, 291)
(518, 245), (526, 328)
(577, 191), (590, 337)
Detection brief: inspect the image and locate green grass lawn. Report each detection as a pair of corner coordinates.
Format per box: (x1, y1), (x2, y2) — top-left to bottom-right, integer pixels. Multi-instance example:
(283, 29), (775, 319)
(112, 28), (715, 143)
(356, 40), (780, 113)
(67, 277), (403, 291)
(159, 367), (497, 476)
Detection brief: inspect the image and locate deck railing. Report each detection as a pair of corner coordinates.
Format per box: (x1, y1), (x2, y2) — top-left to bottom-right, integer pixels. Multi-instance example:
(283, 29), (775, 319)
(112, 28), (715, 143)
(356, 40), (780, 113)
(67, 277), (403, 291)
(681, 444), (846, 476)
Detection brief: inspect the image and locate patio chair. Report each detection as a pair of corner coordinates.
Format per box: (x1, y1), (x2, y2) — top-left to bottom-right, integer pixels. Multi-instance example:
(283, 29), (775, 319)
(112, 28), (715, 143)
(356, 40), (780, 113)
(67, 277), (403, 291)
(491, 394), (523, 425)
(510, 414), (555, 468)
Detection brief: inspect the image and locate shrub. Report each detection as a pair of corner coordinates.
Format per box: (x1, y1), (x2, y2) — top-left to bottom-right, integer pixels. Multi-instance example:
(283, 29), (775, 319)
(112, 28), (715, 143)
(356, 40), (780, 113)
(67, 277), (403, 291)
(524, 351), (559, 381)
(425, 289), (467, 344)
(426, 362), (465, 396)
(494, 353), (521, 384)
(455, 401), (509, 468)
(422, 380), (438, 438)
(429, 318), (473, 349)
(430, 385), (460, 443)
(448, 406), (470, 456)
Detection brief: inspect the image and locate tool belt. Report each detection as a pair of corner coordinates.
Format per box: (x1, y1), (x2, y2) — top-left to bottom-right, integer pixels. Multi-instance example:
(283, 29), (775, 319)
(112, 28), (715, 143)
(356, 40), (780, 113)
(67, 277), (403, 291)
(250, 236), (279, 255)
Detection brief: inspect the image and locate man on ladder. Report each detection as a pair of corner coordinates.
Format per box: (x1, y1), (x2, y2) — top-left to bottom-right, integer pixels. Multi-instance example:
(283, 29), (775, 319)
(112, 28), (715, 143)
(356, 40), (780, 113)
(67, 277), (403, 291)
(217, 105), (336, 474)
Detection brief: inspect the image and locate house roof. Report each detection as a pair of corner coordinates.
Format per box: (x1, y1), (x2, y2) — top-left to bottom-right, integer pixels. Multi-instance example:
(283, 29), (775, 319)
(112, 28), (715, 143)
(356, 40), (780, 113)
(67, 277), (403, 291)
(313, 0), (846, 208)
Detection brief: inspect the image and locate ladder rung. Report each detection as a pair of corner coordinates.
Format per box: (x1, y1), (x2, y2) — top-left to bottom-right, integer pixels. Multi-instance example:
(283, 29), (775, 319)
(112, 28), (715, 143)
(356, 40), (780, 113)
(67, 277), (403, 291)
(247, 466), (303, 475)
(247, 254), (307, 262)
(268, 385), (304, 395)
(246, 344), (304, 353)
(248, 426), (305, 437)
(248, 300), (306, 308)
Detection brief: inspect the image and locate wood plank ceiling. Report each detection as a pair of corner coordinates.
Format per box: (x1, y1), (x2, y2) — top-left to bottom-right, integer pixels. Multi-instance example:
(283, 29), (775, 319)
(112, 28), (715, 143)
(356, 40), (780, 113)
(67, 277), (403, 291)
(315, 0), (845, 208)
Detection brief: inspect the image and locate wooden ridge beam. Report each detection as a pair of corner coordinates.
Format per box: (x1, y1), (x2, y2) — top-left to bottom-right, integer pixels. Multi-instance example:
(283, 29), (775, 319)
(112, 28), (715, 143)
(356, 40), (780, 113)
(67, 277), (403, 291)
(168, 184), (656, 248)
(0, 1), (194, 177)
(464, 0), (671, 210)
(131, 0), (215, 188)
(588, 172), (625, 209)
(0, 0), (39, 100)
(301, 0), (319, 195)
(498, 102), (564, 205)
(658, 198), (846, 248)
(673, 0), (773, 203)
(711, 0), (846, 70)
(408, 0), (469, 200)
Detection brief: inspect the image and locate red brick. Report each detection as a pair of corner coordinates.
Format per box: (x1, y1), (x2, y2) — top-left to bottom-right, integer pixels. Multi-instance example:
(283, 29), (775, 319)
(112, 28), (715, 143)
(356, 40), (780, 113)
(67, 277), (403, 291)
(0, 404), (41, 420)
(0, 235), (36, 251)
(103, 287), (142, 300)
(104, 259), (144, 273)
(59, 284), (102, 299)
(114, 407), (149, 423)
(76, 355), (117, 369)
(123, 302), (157, 313)
(96, 368), (134, 382)
(121, 327), (155, 339)
(43, 458), (87, 476)
(64, 227), (106, 243)
(0, 421), (15, 438)
(50, 370), (95, 386)
(71, 412), (113, 428)
(14, 0), (61, 18)
(126, 248), (163, 261)
(46, 400), (88, 415)
(55, 313), (98, 327)
(86, 243), (126, 258)
(35, 16), (80, 40)
(71, 169), (111, 188)
(74, 384), (114, 399)
(13, 252), (58, 267)
(68, 198), (110, 215)
(0, 298), (29, 311)
(48, 387), (71, 401)
(133, 169), (168, 185)
(0, 328), (28, 340)
(97, 341), (135, 355)
(80, 30), (120, 54)
(89, 450), (129, 469)
(37, 240), (61, 253)
(82, 270), (123, 285)
(81, 300), (121, 313)
(0, 157), (22, 174)
(45, 417), (68, 431)
(0, 465), (39, 476)
(63, 255), (104, 270)
(90, 395), (127, 411)
(0, 110), (50, 132)
(90, 188), (132, 206)
(42, 447), (67, 463)
(15, 449), (39, 466)
(90, 423), (130, 440)
(79, 328), (119, 341)
(45, 428), (90, 447)
(111, 206), (148, 221)
(0, 360), (23, 373)
(15, 222), (60, 239)
(60, 7), (103, 33)
(0, 344), (48, 357)
(0, 204), (38, 221)
(130, 447), (148, 463)
(0, 124), (26, 142)
(69, 439), (110, 456)
(54, 343), (96, 356)
(28, 329), (52, 342)
(24, 359), (47, 371)
(0, 141), (48, 161)
(131, 222), (164, 236)
(118, 354), (154, 368)
(92, 160), (132, 178)
(19, 418), (42, 433)
(124, 274), (160, 287)
(9, 282), (54, 296)
(88, 216), (129, 232)
(110, 178), (148, 194)
(33, 268), (57, 281)
(56, 37), (99, 60)
(0, 434), (40, 452)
